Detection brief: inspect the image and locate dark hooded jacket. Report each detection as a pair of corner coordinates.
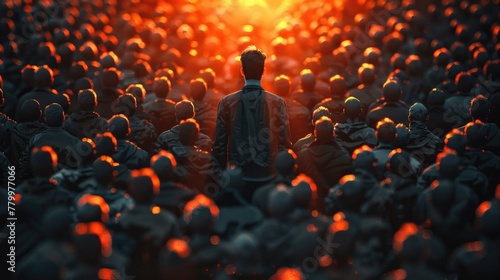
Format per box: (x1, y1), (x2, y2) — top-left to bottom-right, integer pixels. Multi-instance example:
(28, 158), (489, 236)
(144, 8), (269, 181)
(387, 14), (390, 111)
(366, 102), (409, 129)
(407, 121), (443, 168)
(62, 111), (108, 139)
(17, 177), (74, 211)
(156, 124), (212, 153)
(334, 122), (378, 155)
(297, 137), (352, 208)
(128, 116), (157, 153)
(212, 85), (291, 181)
(8, 121), (46, 164)
(112, 139), (150, 170)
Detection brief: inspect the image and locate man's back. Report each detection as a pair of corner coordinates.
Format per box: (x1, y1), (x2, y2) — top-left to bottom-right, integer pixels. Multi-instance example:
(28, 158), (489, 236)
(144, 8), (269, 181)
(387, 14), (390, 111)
(212, 84), (291, 181)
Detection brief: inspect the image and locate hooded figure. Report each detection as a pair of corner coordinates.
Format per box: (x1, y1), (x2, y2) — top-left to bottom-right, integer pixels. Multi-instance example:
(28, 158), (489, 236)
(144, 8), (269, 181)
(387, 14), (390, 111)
(297, 117), (352, 211)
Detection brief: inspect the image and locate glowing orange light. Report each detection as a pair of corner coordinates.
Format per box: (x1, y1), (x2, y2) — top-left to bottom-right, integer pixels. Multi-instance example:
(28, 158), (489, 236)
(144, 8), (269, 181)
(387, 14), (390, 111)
(329, 220), (349, 234)
(476, 201), (491, 218)
(319, 255), (333, 267)
(189, 49), (198, 56)
(333, 212), (345, 222)
(393, 223), (418, 253)
(243, 25), (254, 33)
(98, 268), (114, 280)
(77, 194), (110, 222)
(167, 238), (190, 258)
(74, 222), (112, 257)
(339, 174), (356, 185)
(184, 194), (220, 222)
(311, 210), (318, 217)
(271, 267), (303, 280)
(307, 224), (318, 232)
(151, 206), (161, 214)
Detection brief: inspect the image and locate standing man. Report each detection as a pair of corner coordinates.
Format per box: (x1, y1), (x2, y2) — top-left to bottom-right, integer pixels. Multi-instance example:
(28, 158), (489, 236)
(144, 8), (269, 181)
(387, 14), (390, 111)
(213, 46), (291, 195)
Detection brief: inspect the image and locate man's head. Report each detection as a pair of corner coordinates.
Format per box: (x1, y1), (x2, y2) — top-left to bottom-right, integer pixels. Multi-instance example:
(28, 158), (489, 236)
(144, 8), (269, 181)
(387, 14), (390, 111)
(455, 71), (475, 94)
(358, 63), (376, 85)
(107, 114), (131, 140)
(34, 65), (54, 88)
(21, 99), (41, 122)
(376, 118), (397, 145)
(178, 119), (200, 147)
(190, 78), (207, 101)
(44, 103), (65, 127)
(344, 97), (362, 121)
(314, 116), (334, 141)
(382, 79), (402, 102)
(153, 76), (172, 98)
(300, 69), (316, 91)
(470, 94), (491, 122)
(274, 75), (291, 98)
(125, 84), (146, 105)
(94, 132), (118, 157)
(408, 102), (428, 122)
(240, 45), (266, 80)
(151, 150), (177, 182)
(115, 94), (137, 117)
(329, 75), (346, 98)
(101, 67), (120, 89)
(199, 68), (215, 89)
(465, 121), (488, 148)
(175, 100), (195, 122)
(78, 89), (98, 111)
(427, 88), (446, 107)
(312, 106), (331, 126)
(31, 146), (57, 177)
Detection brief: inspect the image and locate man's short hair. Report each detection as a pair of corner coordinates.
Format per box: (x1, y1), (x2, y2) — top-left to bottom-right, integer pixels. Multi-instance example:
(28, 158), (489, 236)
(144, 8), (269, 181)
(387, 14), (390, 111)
(376, 118), (396, 144)
(312, 106), (331, 123)
(274, 75), (290, 98)
(107, 114), (130, 140)
(240, 45), (266, 80)
(44, 103), (64, 127)
(190, 78), (207, 101)
(314, 116), (334, 141)
(153, 76), (171, 98)
(175, 100), (195, 121)
(178, 119), (200, 146)
(470, 94), (491, 122)
(78, 89), (98, 111)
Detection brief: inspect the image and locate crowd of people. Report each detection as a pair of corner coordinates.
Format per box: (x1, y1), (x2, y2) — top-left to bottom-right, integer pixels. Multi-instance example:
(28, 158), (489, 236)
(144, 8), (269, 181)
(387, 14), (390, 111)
(1, 0), (500, 279)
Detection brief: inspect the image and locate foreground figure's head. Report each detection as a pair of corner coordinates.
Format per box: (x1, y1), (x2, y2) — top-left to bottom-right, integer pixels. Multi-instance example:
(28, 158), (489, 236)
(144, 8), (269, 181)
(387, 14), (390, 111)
(240, 45), (266, 80)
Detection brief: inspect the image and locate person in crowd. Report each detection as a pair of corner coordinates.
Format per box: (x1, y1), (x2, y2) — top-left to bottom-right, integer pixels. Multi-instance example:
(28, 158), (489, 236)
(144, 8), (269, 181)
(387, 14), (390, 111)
(63, 89), (108, 139)
(366, 79), (409, 129)
(143, 76), (177, 134)
(189, 78), (217, 139)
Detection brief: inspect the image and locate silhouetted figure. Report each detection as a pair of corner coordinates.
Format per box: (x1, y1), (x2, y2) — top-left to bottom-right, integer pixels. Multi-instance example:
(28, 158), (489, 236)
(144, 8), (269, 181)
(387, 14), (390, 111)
(292, 106), (331, 154)
(292, 69), (324, 112)
(335, 97), (378, 155)
(297, 117), (351, 211)
(406, 102), (443, 168)
(63, 89), (108, 139)
(313, 74), (348, 124)
(190, 78), (217, 139)
(156, 100), (212, 152)
(107, 114), (149, 169)
(8, 99), (46, 164)
(143, 76), (177, 134)
(274, 75), (311, 143)
(212, 46), (291, 184)
(366, 80), (409, 129)
(347, 63), (383, 120)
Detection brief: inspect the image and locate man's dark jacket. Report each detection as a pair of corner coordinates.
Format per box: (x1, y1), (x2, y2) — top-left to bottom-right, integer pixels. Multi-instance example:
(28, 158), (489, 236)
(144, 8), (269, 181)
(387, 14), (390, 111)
(212, 85), (291, 181)
(62, 111), (108, 139)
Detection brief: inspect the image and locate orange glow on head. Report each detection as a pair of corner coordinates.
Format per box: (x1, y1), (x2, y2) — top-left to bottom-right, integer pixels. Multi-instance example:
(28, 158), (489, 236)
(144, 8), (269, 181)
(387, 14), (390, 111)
(376, 118), (395, 130)
(184, 194), (220, 222)
(430, 180), (440, 190)
(476, 201), (491, 218)
(130, 168), (161, 196)
(339, 174), (356, 185)
(352, 145), (373, 160)
(333, 212), (345, 222)
(74, 222), (112, 257)
(329, 220), (349, 234)
(271, 267), (303, 280)
(393, 223), (418, 253)
(292, 173), (318, 202)
(78, 194), (110, 222)
(151, 150), (177, 169)
(32, 146), (58, 166)
(311, 210), (318, 217)
(388, 148), (403, 159)
(98, 268), (114, 280)
(167, 238), (190, 258)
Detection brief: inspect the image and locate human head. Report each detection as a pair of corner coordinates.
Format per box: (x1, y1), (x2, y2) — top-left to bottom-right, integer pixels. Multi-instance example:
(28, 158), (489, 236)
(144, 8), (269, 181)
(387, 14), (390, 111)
(93, 155), (116, 187)
(274, 149), (297, 177)
(125, 84), (146, 105)
(78, 89), (98, 111)
(376, 118), (396, 145)
(178, 119), (200, 146)
(352, 145), (377, 173)
(329, 75), (346, 98)
(94, 132), (118, 157)
(129, 168), (160, 204)
(469, 94), (491, 122)
(314, 116), (334, 141)
(358, 63), (376, 85)
(344, 97), (362, 121)
(31, 146), (57, 177)
(300, 69), (316, 91)
(151, 150), (177, 182)
(465, 121), (488, 148)
(153, 76), (171, 98)
(199, 68), (215, 89)
(455, 71), (475, 94)
(190, 78), (207, 101)
(240, 45), (266, 80)
(34, 65), (54, 88)
(382, 79), (402, 102)
(44, 103), (65, 127)
(175, 100), (195, 122)
(101, 67), (120, 88)
(312, 106), (331, 125)
(115, 93), (137, 117)
(427, 88), (446, 108)
(408, 102), (428, 122)
(21, 99), (42, 122)
(274, 75), (291, 98)
(107, 114), (130, 140)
